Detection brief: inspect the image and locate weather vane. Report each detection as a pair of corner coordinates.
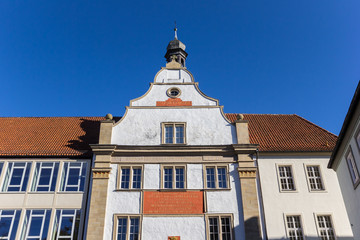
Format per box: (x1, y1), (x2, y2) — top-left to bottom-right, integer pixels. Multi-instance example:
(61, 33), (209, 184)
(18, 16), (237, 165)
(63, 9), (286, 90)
(174, 21), (178, 39)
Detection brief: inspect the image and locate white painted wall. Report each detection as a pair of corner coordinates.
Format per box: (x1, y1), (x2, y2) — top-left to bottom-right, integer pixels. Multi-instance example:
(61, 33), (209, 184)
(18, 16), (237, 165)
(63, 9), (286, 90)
(258, 156), (353, 239)
(154, 69), (193, 84)
(104, 163), (245, 239)
(131, 84), (217, 107)
(334, 118), (360, 238)
(111, 108), (236, 145)
(142, 217), (205, 239)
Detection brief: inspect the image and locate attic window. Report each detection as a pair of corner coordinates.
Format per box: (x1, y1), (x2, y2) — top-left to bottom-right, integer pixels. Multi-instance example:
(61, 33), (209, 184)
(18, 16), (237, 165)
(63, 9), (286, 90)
(167, 88), (181, 98)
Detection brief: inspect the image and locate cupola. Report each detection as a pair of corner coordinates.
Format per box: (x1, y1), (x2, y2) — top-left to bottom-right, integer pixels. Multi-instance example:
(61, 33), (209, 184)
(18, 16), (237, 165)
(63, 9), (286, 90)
(164, 27), (188, 67)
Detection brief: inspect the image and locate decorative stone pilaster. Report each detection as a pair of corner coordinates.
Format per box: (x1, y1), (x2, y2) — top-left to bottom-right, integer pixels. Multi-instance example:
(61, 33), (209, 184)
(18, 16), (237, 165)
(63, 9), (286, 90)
(86, 116), (114, 240)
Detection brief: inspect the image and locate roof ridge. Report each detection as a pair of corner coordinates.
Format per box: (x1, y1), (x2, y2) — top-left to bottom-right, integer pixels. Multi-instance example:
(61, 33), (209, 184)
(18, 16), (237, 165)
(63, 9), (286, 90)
(226, 113), (297, 116)
(0, 116), (105, 119)
(293, 114), (338, 137)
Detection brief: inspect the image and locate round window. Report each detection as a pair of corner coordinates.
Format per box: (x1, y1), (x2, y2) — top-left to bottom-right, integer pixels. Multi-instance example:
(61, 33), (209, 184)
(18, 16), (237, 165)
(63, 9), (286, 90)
(167, 88), (181, 98)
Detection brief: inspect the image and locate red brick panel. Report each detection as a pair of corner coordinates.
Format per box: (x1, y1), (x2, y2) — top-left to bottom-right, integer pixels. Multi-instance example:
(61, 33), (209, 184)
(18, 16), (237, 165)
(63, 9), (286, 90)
(143, 191), (204, 214)
(156, 98), (192, 107)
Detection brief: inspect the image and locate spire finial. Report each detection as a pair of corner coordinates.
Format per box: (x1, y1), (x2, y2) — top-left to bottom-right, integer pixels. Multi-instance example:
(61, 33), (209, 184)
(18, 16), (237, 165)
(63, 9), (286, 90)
(174, 21), (178, 39)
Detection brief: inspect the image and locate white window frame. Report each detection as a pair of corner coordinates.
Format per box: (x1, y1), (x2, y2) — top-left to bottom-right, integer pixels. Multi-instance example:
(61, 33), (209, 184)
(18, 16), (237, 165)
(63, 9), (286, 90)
(277, 165), (296, 192)
(31, 162), (59, 192)
(315, 214), (336, 240)
(22, 209), (51, 240)
(117, 165), (143, 190)
(161, 165), (186, 189)
(113, 215), (141, 240)
(54, 209), (81, 240)
(206, 214), (233, 240)
(355, 128), (360, 152)
(204, 165), (229, 189)
(305, 165), (325, 191)
(0, 209), (21, 240)
(161, 122), (186, 144)
(284, 214), (305, 240)
(346, 148), (360, 187)
(2, 162), (31, 192)
(60, 162), (87, 192)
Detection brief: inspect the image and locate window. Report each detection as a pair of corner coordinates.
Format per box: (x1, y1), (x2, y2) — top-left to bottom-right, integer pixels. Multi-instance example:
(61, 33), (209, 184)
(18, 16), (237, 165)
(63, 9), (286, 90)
(346, 149), (360, 185)
(118, 166), (142, 189)
(2, 162), (31, 192)
(278, 166), (296, 191)
(0, 209), (21, 240)
(53, 209), (81, 240)
(207, 215), (233, 240)
(31, 162), (59, 192)
(356, 128), (360, 151)
(205, 166), (228, 189)
(60, 162), (87, 192)
(317, 215), (335, 240)
(0, 162), (3, 176)
(162, 166), (185, 189)
(22, 209), (51, 240)
(162, 123), (185, 144)
(306, 166), (324, 191)
(114, 216), (141, 240)
(167, 87), (181, 98)
(286, 215), (304, 240)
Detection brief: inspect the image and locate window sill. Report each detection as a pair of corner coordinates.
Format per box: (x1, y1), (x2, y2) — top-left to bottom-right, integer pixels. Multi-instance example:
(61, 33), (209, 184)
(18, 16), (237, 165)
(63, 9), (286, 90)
(204, 188), (231, 191)
(159, 188), (187, 192)
(161, 143), (187, 146)
(114, 189), (142, 192)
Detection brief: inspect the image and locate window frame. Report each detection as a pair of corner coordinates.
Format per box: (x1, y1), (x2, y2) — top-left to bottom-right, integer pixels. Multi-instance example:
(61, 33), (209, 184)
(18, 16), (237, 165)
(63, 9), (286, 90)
(0, 209), (21, 240)
(315, 214), (336, 240)
(284, 214), (305, 240)
(117, 165), (143, 190)
(205, 214), (234, 240)
(53, 209), (81, 240)
(276, 164), (297, 192)
(355, 127), (360, 152)
(160, 165), (187, 190)
(113, 215), (142, 240)
(345, 148), (360, 188)
(31, 162), (59, 192)
(2, 162), (32, 192)
(204, 165), (230, 190)
(161, 122), (186, 145)
(60, 162), (87, 192)
(22, 209), (51, 240)
(305, 165), (325, 192)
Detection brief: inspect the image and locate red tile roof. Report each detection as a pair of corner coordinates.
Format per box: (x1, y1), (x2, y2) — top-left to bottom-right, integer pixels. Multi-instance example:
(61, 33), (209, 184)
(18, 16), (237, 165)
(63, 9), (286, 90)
(0, 114), (337, 157)
(226, 114), (337, 152)
(0, 117), (105, 157)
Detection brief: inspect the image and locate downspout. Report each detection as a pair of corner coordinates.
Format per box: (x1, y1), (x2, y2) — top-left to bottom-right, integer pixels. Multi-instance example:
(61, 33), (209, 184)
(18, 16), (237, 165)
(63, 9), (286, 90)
(255, 149), (268, 240)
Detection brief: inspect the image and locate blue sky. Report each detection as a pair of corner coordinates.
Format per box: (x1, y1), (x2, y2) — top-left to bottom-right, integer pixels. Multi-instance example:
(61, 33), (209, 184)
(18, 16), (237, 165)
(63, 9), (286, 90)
(1, 0), (359, 135)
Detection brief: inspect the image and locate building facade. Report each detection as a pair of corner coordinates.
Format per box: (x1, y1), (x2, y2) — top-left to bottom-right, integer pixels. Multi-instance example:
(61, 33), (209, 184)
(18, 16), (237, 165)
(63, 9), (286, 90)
(329, 82), (360, 239)
(0, 33), (355, 240)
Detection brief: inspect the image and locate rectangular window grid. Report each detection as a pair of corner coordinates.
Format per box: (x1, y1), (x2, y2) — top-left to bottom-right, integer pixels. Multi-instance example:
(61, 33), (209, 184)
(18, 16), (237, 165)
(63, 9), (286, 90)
(54, 209), (81, 240)
(2, 162), (31, 192)
(346, 150), (360, 185)
(60, 162), (87, 192)
(0, 209), (21, 240)
(116, 216), (140, 240)
(306, 166), (324, 191)
(278, 166), (295, 191)
(119, 166), (142, 190)
(163, 123), (185, 144)
(208, 216), (232, 240)
(22, 209), (51, 240)
(206, 166), (228, 189)
(32, 162), (59, 192)
(317, 215), (335, 240)
(286, 216), (304, 240)
(163, 166), (185, 189)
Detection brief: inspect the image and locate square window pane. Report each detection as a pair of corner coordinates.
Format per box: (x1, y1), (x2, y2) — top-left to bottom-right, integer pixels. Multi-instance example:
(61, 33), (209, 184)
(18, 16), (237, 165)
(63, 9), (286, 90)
(207, 168), (216, 188)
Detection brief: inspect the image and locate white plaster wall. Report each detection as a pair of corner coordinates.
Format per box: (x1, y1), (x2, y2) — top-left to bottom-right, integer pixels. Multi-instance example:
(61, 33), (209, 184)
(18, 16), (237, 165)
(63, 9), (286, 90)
(143, 164), (160, 189)
(207, 163), (245, 240)
(142, 217), (205, 240)
(187, 164), (203, 189)
(103, 164), (141, 240)
(258, 156), (353, 239)
(131, 84), (217, 107)
(154, 69), (193, 84)
(112, 108), (236, 145)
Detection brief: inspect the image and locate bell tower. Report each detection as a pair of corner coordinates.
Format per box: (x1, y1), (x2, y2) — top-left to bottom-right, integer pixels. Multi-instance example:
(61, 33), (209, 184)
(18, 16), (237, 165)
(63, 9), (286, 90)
(164, 26), (188, 67)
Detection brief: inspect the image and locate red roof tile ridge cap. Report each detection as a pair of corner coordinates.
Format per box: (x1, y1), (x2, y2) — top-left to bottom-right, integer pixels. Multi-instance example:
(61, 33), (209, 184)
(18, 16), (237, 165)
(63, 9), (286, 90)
(0, 116), (106, 119)
(293, 114), (338, 137)
(226, 113), (296, 116)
